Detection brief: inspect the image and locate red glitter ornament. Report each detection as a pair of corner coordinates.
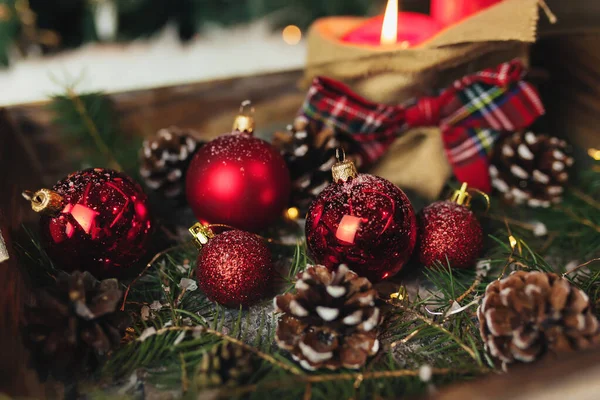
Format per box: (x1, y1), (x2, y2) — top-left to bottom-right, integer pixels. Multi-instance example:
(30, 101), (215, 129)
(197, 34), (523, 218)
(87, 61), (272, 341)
(24, 168), (153, 279)
(417, 183), (484, 269)
(186, 102), (291, 232)
(305, 151), (417, 282)
(190, 223), (273, 308)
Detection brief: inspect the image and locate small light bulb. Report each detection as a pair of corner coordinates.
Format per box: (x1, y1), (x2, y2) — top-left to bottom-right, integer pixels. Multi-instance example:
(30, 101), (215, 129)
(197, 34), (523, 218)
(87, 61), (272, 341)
(588, 148), (600, 161)
(286, 207), (300, 220)
(282, 25), (302, 45)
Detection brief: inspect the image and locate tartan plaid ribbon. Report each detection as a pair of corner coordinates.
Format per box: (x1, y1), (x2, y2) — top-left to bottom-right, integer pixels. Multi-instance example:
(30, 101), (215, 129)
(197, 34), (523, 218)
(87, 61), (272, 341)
(300, 59), (545, 192)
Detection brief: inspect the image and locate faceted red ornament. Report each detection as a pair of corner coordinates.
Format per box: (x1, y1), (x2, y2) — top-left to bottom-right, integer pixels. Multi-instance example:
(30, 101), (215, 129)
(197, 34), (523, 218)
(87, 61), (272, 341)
(305, 172), (417, 282)
(196, 229), (273, 307)
(186, 131), (291, 232)
(416, 193), (483, 269)
(38, 168), (153, 279)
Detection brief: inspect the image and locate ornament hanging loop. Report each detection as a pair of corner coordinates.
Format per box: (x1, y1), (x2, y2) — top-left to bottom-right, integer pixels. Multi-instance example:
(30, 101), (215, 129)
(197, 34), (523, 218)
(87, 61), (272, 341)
(22, 188), (64, 216)
(232, 100), (255, 134)
(468, 187), (491, 213)
(189, 222), (215, 250)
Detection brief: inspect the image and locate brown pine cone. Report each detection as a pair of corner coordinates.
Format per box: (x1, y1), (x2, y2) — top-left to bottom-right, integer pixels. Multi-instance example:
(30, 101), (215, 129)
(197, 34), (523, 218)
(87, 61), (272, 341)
(139, 126), (202, 200)
(477, 270), (600, 367)
(23, 271), (131, 382)
(489, 131), (573, 207)
(273, 117), (363, 214)
(274, 264), (381, 371)
(195, 342), (256, 388)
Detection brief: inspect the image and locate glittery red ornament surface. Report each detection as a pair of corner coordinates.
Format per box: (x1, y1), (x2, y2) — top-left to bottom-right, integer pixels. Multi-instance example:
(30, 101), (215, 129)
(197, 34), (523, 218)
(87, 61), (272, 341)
(186, 132), (291, 232)
(305, 174), (417, 282)
(39, 168), (153, 279)
(416, 201), (483, 269)
(196, 230), (273, 307)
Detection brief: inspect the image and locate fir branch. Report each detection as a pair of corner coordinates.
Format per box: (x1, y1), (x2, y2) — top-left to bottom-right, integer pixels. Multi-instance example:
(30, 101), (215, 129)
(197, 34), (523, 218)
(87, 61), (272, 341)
(219, 367), (483, 398)
(140, 325), (302, 375)
(386, 302), (479, 363)
(64, 88), (122, 171)
(49, 88), (141, 175)
(121, 242), (193, 310)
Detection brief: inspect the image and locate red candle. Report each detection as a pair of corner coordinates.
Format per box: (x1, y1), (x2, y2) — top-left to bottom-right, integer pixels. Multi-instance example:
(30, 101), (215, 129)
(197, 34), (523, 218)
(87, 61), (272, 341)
(431, 0), (502, 27)
(341, 12), (442, 48)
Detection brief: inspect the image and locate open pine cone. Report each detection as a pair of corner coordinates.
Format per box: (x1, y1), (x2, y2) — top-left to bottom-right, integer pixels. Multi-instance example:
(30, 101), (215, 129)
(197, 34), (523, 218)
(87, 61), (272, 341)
(23, 271), (131, 382)
(273, 116), (363, 214)
(195, 342), (256, 388)
(489, 131), (573, 207)
(139, 126), (202, 200)
(477, 270), (600, 367)
(274, 264), (381, 371)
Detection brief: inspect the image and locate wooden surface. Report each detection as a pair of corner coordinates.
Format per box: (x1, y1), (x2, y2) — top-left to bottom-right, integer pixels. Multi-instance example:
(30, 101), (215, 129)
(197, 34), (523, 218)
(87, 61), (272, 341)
(0, 109), (46, 398)
(425, 347), (600, 400)
(6, 68), (305, 190)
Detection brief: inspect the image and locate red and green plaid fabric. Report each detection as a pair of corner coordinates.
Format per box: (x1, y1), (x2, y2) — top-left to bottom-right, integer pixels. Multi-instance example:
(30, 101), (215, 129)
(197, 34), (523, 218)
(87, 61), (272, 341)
(300, 60), (545, 192)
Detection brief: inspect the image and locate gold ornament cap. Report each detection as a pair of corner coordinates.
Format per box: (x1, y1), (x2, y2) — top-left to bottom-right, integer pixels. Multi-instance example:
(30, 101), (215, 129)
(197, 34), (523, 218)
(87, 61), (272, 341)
(232, 100), (255, 134)
(22, 189), (65, 216)
(332, 148), (358, 183)
(449, 182), (491, 212)
(189, 222), (215, 250)
(450, 183), (472, 207)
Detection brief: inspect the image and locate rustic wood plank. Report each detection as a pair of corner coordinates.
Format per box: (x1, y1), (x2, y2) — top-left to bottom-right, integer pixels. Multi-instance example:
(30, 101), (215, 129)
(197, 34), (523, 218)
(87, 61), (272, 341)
(0, 109), (46, 398)
(6, 69), (304, 186)
(426, 347), (600, 400)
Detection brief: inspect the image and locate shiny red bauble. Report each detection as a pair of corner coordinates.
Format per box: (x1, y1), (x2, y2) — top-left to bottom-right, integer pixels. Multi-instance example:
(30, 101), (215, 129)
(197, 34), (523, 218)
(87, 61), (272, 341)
(186, 132), (291, 232)
(196, 230), (273, 307)
(305, 174), (417, 282)
(39, 168), (153, 279)
(416, 201), (483, 269)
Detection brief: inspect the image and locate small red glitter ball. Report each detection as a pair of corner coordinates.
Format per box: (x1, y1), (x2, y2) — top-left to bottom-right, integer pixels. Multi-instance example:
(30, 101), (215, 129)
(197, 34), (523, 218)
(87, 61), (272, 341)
(196, 230), (273, 308)
(39, 168), (153, 279)
(186, 132), (291, 232)
(416, 201), (483, 269)
(305, 174), (417, 282)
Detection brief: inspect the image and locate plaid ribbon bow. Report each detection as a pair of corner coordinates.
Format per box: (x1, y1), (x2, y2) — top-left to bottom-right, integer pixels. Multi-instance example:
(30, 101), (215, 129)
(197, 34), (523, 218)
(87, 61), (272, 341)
(301, 60), (545, 192)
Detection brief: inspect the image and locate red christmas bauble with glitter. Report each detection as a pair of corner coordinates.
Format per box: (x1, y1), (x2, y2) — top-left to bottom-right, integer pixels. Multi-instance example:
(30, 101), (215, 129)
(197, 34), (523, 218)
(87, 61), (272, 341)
(186, 131), (291, 232)
(417, 201), (483, 269)
(37, 168), (153, 279)
(305, 173), (417, 282)
(196, 229), (273, 307)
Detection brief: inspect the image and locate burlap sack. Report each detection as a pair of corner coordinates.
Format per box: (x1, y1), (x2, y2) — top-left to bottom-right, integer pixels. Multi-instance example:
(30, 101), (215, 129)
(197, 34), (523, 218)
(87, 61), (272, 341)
(303, 0), (540, 199)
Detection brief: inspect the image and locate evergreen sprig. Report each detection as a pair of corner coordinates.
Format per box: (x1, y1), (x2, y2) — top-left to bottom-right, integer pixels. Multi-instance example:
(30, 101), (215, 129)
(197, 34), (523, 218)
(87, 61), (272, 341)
(49, 89), (141, 176)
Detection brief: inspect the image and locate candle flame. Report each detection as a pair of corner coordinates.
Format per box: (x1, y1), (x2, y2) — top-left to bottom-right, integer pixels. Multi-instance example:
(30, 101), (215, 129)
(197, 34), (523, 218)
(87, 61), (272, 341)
(380, 0), (398, 45)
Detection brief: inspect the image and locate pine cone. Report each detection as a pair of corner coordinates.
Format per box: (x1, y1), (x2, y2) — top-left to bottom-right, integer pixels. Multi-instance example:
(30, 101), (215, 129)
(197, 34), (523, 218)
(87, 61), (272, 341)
(273, 117), (363, 214)
(139, 126), (202, 199)
(477, 270), (600, 367)
(274, 264), (381, 371)
(23, 271), (131, 382)
(195, 342), (256, 388)
(489, 131), (573, 207)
